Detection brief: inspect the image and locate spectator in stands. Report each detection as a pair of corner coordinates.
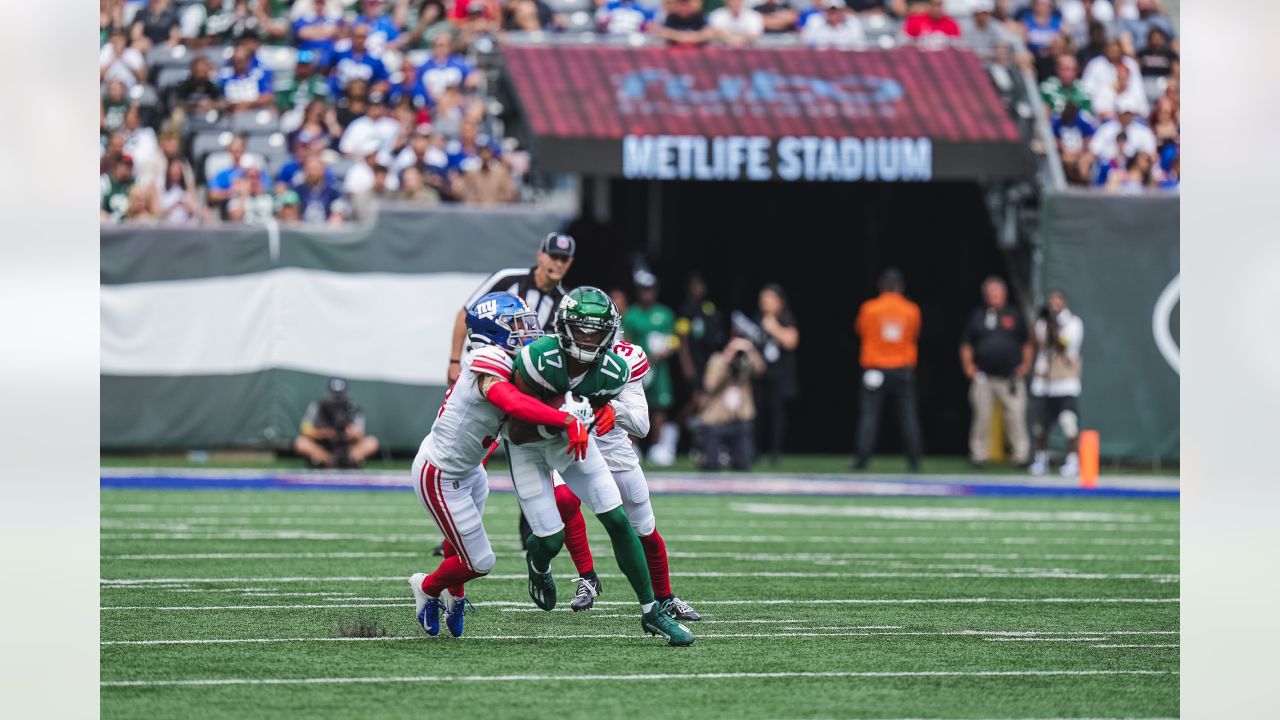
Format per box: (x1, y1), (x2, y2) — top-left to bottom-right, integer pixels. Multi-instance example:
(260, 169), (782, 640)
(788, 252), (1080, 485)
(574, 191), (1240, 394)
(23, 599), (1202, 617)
(699, 335), (765, 472)
(226, 166), (276, 223)
(335, 78), (372, 128)
(1118, 0), (1174, 52)
(346, 138), (401, 208)
(1029, 290), (1085, 477)
(101, 0), (126, 42)
(801, 1), (866, 49)
(175, 56), (225, 115)
(131, 0), (181, 50)
(275, 189), (302, 221)
(353, 0), (409, 56)
(294, 378), (381, 469)
(203, 1), (266, 45)
(276, 132), (332, 191)
(404, 0), (452, 49)
(294, 156), (349, 224)
(100, 30), (147, 89)
(180, 0), (226, 45)
(388, 55), (431, 109)
(1136, 27), (1177, 78)
(102, 79), (131, 136)
(124, 183), (159, 223)
(120, 106), (161, 184)
(101, 155), (136, 223)
(1080, 38), (1142, 106)
(965, 1), (1017, 63)
(275, 51), (331, 114)
(101, 132), (128, 176)
(709, 0), (765, 47)
(293, 0), (343, 66)
(330, 23), (391, 98)
(1150, 95), (1178, 156)
(396, 166), (442, 204)
(754, 0), (799, 35)
(156, 156), (200, 225)
(219, 40), (275, 112)
(1075, 19), (1109, 67)
(903, 0), (960, 40)
(1060, 0), (1114, 46)
(207, 133), (251, 205)
(1016, 0), (1063, 59)
(753, 283), (800, 466)
(460, 141), (517, 204)
(1089, 57), (1148, 120)
(504, 0), (557, 31)
(960, 276), (1031, 468)
(1105, 151), (1157, 193)
(654, 0), (715, 47)
(452, 0), (503, 42)
(1053, 102), (1097, 185)
(416, 31), (478, 101)
(340, 92), (401, 158)
(1040, 53), (1092, 119)
(853, 268), (923, 472)
(1082, 101), (1157, 184)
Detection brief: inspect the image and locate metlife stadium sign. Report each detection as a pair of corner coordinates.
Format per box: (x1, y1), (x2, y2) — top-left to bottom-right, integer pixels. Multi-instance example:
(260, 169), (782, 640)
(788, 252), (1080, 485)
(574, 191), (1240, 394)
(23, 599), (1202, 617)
(621, 135), (932, 182)
(501, 44), (1030, 181)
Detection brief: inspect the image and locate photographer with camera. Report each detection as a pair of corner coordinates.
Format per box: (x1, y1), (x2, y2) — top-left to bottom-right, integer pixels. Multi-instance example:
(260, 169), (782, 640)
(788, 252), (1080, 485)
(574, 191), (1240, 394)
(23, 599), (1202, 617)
(1029, 290), (1085, 477)
(698, 335), (766, 471)
(293, 378), (381, 469)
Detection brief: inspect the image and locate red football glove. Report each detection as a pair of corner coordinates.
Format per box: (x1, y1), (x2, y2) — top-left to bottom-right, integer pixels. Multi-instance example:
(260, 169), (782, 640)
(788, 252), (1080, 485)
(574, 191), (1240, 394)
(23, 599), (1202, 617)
(565, 418), (590, 461)
(593, 404), (616, 436)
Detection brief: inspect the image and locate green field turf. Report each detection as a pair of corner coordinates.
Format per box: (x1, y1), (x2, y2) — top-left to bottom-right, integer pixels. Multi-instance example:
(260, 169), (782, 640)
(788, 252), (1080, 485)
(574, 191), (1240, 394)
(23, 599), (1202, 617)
(101, 488), (1179, 719)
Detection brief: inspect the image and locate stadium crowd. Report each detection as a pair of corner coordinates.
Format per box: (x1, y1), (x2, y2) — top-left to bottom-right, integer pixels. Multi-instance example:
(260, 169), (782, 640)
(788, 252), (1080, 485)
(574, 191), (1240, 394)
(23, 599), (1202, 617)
(100, 0), (1177, 224)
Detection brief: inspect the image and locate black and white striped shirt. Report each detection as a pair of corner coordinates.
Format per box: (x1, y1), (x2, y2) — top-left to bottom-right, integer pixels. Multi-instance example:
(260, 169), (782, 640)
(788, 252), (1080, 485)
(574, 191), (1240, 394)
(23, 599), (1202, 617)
(465, 266), (568, 331)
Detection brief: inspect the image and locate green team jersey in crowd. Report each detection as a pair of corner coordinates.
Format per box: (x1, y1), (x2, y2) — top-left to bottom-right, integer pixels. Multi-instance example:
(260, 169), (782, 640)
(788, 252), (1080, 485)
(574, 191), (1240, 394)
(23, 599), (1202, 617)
(275, 74), (330, 113)
(101, 175), (132, 221)
(622, 303), (676, 408)
(514, 336), (631, 404)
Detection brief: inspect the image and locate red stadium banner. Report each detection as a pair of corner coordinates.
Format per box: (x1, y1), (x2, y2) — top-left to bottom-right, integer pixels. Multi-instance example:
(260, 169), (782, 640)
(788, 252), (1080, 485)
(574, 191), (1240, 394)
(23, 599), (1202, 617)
(501, 44), (1032, 181)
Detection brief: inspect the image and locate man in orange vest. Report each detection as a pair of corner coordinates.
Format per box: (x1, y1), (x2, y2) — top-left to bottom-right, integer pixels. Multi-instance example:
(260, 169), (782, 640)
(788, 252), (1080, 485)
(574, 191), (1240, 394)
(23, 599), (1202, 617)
(853, 268), (923, 472)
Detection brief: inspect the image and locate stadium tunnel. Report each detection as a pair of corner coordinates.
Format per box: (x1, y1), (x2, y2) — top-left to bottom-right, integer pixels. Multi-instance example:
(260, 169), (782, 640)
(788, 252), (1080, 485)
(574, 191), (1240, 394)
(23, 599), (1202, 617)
(496, 40), (1051, 455)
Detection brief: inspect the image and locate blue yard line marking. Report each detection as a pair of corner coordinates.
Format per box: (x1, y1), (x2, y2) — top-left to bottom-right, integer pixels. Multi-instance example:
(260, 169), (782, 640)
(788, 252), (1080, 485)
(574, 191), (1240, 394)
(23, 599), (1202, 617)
(100, 473), (1179, 499)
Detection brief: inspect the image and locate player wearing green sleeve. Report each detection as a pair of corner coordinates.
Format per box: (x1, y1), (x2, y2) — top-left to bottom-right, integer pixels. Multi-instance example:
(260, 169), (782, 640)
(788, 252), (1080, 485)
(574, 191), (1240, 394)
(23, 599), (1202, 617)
(621, 271), (680, 466)
(507, 287), (693, 646)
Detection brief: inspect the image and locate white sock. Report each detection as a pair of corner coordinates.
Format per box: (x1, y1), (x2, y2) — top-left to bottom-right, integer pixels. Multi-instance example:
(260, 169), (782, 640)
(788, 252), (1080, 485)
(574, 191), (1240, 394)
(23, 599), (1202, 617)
(642, 601), (656, 613)
(1035, 450), (1048, 464)
(1065, 452), (1078, 465)
(659, 423), (680, 453)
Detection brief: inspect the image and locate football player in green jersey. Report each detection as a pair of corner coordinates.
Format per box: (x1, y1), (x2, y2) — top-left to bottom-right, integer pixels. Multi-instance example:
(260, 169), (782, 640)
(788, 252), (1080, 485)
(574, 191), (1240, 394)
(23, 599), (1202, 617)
(621, 270), (680, 466)
(506, 287), (694, 646)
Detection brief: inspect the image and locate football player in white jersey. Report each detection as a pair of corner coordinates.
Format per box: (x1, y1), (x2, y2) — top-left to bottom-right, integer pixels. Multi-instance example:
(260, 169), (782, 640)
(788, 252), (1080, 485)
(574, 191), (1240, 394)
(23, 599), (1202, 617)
(554, 336), (702, 622)
(408, 292), (593, 638)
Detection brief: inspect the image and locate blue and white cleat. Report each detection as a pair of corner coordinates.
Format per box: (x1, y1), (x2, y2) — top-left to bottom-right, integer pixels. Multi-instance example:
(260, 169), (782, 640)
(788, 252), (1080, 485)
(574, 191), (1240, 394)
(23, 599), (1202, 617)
(442, 589), (473, 638)
(409, 573), (441, 636)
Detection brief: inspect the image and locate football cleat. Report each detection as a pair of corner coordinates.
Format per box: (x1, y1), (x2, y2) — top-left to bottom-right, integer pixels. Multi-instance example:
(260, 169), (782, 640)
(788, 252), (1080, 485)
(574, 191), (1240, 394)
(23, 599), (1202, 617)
(526, 554), (557, 611)
(441, 589), (473, 638)
(1060, 453), (1080, 478)
(661, 596), (702, 622)
(1029, 457), (1049, 476)
(569, 575), (602, 612)
(409, 573), (441, 636)
(642, 605), (695, 647)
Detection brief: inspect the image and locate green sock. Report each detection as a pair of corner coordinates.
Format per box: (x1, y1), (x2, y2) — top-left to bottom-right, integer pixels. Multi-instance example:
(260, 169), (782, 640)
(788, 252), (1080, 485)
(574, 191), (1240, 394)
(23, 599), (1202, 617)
(525, 530), (564, 572)
(596, 506), (655, 606)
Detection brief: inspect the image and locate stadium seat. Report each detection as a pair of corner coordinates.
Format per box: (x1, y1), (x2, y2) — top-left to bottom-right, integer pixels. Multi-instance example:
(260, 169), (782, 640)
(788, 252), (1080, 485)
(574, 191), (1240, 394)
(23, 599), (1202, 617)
(1144, 76), (1167, 104)
(201, 45), (234, 67)
(192, 130), (233, 177)
(128, 83), (161, 110)
(246, 132), (289, 159)
(329, 156), (355, 183)
(183, 110), (229, 135)
(231, 110), (281, 135)
(156, 66), (191, 94)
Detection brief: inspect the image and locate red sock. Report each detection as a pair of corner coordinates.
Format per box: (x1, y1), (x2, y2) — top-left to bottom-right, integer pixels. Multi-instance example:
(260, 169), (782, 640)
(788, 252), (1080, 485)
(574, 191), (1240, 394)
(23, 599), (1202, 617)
(555, 484), (594, 575)
(421, 555), (483, 597)
(639, 529), (672, 600)
(439, 540), (466, 598)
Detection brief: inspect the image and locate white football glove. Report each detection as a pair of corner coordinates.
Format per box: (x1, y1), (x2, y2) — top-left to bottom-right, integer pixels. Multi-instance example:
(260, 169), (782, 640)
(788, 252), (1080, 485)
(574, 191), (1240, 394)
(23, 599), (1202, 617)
(560, 392), (596, 429)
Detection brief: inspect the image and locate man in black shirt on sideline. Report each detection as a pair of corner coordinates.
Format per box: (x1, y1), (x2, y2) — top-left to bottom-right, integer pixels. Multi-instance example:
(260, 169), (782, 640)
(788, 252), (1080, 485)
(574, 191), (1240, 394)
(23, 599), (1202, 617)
(959, 277), (1032, 467)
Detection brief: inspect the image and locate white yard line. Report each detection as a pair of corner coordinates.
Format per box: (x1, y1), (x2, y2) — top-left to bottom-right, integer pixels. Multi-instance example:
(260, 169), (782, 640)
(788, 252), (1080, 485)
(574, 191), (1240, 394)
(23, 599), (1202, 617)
(728, 503), (1160, 524)
(106, 552), (418, 560)
(1089, 644), (1180, 649)
(984, 637), (1109, 642)
(100, 531), (1177, 545)
(99, 669), (1177, 688)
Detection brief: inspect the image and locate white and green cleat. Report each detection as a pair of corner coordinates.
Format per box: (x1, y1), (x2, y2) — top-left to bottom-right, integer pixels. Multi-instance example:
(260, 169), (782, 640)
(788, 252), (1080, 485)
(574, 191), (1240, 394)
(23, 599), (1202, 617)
(526, 554), (557, 611)
(642, 605), (695, 646)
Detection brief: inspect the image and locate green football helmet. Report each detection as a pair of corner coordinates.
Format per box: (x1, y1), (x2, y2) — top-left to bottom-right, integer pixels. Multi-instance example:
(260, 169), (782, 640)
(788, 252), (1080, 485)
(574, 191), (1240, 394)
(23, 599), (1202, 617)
(555, 286), (620, 363)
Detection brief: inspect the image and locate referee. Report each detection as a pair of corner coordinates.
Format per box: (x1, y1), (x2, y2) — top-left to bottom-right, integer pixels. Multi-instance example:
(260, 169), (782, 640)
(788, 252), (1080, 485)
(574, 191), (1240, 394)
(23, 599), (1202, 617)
(439, 231), (576, 554)
(446, 232), (576, 383)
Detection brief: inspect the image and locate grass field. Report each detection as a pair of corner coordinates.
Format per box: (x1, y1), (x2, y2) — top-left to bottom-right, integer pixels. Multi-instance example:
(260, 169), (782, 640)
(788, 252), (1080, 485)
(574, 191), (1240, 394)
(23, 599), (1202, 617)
(100, 485), (1179, 719)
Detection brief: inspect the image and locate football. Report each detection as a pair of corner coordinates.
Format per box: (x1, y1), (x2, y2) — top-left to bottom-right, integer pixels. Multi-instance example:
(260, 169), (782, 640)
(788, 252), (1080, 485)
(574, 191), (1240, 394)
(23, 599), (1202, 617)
(505, 393), (584, 444)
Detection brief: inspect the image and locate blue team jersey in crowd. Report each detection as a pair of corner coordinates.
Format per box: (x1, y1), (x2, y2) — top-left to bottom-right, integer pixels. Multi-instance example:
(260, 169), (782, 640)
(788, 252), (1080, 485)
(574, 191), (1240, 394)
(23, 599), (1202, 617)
(328, 50), (389, 95)
(293, 17), (338, 65)
(597, 2), (656, 34)
(416, 56), (472, 98)
(275, 160), (335, 188)
(218, 65), (273, 104)
(1018, 9), (1063, 53)
(353, 16), (400, 52)
(293, 182), (345, 222)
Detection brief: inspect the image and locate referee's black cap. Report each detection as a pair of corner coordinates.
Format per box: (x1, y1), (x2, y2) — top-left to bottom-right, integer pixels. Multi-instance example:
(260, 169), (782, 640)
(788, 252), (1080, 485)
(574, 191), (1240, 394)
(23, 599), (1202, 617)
(539, 232), (576, 257)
